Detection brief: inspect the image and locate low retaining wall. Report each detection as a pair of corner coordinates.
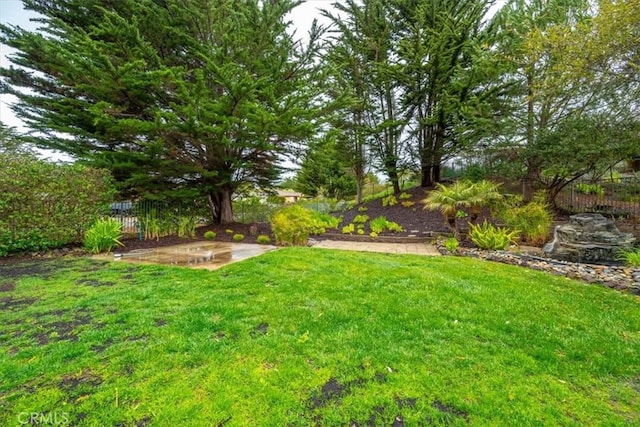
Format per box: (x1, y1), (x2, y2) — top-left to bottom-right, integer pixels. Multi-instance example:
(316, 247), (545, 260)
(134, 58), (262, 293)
(438, 244), (640, 295)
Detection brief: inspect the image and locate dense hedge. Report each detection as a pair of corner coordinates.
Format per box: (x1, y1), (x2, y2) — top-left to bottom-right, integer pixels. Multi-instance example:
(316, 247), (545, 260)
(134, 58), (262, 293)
(0, 153), (115, 255)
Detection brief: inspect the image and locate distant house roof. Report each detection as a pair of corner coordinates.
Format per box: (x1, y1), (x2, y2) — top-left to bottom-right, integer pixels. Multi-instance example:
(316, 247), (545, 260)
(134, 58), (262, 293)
(276, 189), (304, 198)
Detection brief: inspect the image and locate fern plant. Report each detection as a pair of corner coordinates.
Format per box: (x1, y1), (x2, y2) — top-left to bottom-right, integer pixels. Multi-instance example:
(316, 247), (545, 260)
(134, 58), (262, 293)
(468, 220), (519, 250)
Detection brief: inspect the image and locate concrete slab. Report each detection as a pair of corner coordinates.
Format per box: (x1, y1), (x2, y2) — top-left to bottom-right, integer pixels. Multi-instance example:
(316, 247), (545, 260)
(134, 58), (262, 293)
(311, 240), (440, 256)
(95, 242), (277, 270)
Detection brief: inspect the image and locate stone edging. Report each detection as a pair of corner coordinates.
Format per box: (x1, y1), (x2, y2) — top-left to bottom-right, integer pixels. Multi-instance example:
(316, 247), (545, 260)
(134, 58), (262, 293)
(435, 243), (640, 295)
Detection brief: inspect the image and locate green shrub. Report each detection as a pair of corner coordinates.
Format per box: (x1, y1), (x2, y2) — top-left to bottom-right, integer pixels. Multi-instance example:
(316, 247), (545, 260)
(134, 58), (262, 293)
(576, 183), (605, 196)
(357, 229), (365, 235)
(256, 235), (271, 245)
(469, 220), (519, 250)
(270, 205), (328, 246)
(352, 214), (369, 224)
(495, 194), (553, 246)
(444, 237), (459, 253)
(399, 192), (412, 200)
(357, 206), (368, 212)
(0, 153), (115, 255)
(342, 223), (355, 234)
(382, 195), (398, 207)
(616, 248), (640, 267)
(233, 233), (245, 242)
(84, 218), (124, 254)
(370, 232), (379, 238)
(203, 231), (217, 239)
(401, 201), (415, 208)
(225, 229), (234, 234)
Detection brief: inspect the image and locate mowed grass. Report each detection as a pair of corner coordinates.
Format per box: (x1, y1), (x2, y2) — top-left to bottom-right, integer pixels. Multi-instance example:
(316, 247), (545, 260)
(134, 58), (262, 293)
(1, 248), (639, 426)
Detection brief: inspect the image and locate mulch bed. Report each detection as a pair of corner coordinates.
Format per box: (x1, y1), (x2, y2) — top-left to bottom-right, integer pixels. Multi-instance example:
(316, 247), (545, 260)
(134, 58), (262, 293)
(1, 185), (638, 265)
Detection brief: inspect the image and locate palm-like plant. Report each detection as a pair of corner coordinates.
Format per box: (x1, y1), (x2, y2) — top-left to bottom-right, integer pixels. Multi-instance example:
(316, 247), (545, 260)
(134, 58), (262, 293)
(466, 180), (503, 224)
(423, 181), (471, 237)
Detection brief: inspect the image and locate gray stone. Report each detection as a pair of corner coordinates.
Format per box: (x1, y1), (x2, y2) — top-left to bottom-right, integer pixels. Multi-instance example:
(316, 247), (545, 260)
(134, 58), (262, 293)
(543, 213), (636, 264)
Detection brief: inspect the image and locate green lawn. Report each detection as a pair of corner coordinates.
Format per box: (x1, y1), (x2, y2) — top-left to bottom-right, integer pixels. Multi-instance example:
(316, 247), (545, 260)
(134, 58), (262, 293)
(1, 248), (639, 426)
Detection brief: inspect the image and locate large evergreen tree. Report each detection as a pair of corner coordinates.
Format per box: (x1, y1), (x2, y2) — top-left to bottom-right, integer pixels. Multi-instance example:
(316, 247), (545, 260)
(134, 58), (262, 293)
(0, 0), (322, 223)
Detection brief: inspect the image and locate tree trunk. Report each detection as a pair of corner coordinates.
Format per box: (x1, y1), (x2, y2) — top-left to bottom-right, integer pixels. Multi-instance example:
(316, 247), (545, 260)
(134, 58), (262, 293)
(208, 187), (234, 225)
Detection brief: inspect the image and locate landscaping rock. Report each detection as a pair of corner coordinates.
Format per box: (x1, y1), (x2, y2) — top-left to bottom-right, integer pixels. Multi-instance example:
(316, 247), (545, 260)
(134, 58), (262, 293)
(543, 213), (636, 263)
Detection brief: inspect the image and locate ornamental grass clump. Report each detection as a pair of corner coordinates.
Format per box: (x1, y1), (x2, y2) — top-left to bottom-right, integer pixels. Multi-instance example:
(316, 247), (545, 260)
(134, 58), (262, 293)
(84, 218), (124, 254)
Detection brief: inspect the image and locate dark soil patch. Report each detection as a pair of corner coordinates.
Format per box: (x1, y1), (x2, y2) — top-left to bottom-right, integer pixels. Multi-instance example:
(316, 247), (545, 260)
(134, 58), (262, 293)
(58, 370), (103, 396)
(308, 373), (388, 411)
(250, 322), (269, 337)
(35, 313), (94, 345)
(90, 338), (114, 353)
(0, 282), (16, 292)
(0, 259), (63, 279)
(395, 397), (417, 409)
(431, 399), (470, 423)
(154, 318), (167, 327)
(76, 278), (116, 287)
(0, 296), (37, 310)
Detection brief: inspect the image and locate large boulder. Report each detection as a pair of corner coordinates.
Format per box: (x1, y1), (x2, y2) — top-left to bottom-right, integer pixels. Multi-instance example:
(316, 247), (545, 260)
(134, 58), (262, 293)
(543, 213), (636, 264)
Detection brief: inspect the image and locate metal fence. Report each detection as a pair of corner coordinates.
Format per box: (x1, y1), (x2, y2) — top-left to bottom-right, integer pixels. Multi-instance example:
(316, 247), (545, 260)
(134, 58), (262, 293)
(555, 177), (640, 218)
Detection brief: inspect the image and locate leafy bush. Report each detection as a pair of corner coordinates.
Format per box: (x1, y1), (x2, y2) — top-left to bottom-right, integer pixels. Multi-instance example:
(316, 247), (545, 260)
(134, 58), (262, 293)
(494, 194), (553, 246)
(256, 235), (271, 245)
(399, 192), (412, 200)
(342, 223), (355, 234)
(352, 214), (369, 224)
(576, 183), (605, 196)
(270, 205), (330, 246)
(203, 231), (217, 239)
(84, 218), (124, 254)
(0, 153), (115, 255)
(370, 232), (379, 238)
(357, 229), (364, 235)
(469, 220), (519, 250)
(444, 237), (459, 253)
(233, 233), (245, 242)
(381, 195), (398, 207)
(225, 229), (234, 234)
(401, 201), (415, 208)
(616, 248), (640, 267)
(357, 206), (368, 212)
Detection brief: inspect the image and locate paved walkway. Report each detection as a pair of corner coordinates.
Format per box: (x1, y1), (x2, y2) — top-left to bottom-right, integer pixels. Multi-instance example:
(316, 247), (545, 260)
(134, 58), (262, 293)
(310, 239), (440, 256)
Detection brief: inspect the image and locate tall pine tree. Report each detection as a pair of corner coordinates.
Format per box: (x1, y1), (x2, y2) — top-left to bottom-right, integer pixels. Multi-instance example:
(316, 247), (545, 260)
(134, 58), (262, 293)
(0, 0), (322, 223)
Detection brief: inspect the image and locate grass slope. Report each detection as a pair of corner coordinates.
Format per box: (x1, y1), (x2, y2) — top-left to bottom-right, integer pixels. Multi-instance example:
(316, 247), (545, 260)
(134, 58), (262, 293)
(1, 249), (639, 426)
